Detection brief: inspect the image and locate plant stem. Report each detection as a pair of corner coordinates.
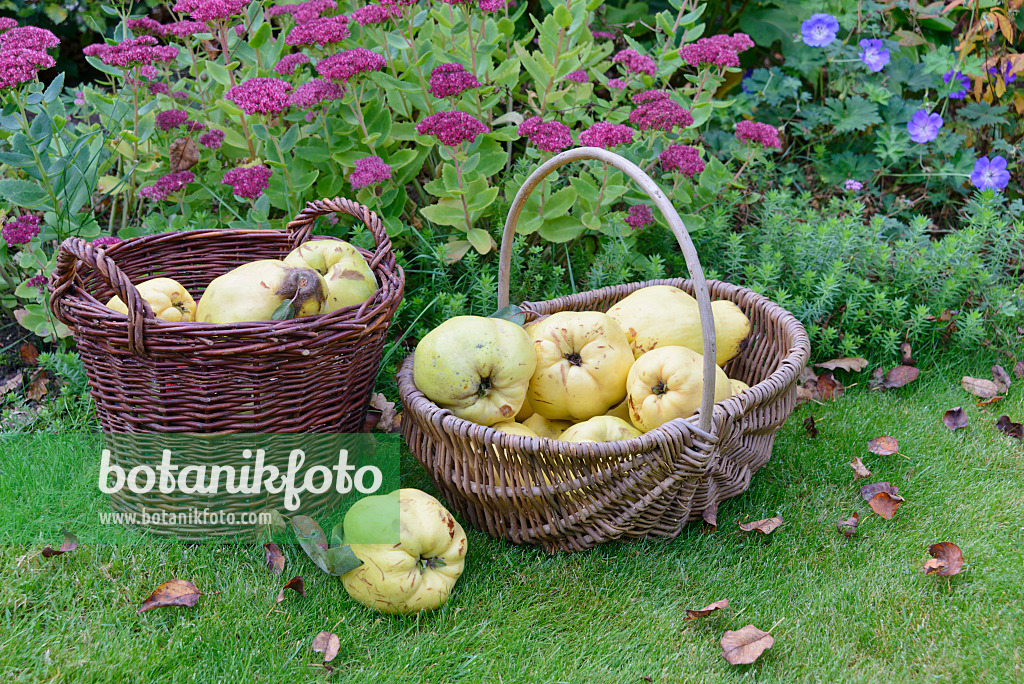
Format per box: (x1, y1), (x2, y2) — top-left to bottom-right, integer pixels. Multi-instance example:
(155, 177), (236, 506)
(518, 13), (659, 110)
(596, 163), (611, 207)
(453, 152), (474, 235)
(271, 135), (296, 217)
(218, 22), (256, 158)
(539, 27), (567, 112)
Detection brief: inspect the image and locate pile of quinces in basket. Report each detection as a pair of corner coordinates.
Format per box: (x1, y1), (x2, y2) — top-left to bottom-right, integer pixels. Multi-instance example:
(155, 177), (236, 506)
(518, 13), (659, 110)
(413, 285), (752, 442)
(103, 240), (376, 323)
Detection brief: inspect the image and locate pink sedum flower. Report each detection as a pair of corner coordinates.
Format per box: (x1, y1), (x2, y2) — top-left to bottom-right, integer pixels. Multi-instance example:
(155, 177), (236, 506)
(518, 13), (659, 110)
(659, 145), (705, 178)
(138, 171), (195, 201)
(172, 0), (248, 22)
(91, 236), (123, 247)
(416, 111), (489, 147)
(316, 48), (386, 82)
(84, 37), (178, 68)
(286, 15), (351, 47)
(287, 78), (345, 109)
(612, 49), (656, 76)
(0, 49), (55, 90)
(156, 109), (189, 131)
(626, 204), (654, 229)
(25, 274), (48, 290)
(225, 77), (293, 115)
(126, 17), (167, 37)
(223, 165), (273, 199)
(268, 0), (338, 24)
(518, 117), (573, 153)
(199, 128), (226, 149)
(0, 26), (60, 52)
(428, 63), (480, 98)
(274, 53), (311, 75)
(2, 215), (41, 245)
(579, 122), (633, 149)
(607, 78), (628, 90)
(735, 120), (781, 149)
(678, 33), (754, 68)
(350, 155), (393, 189)
(164, 21), (210, 38)
(629, 98), (693, 132)
(563, 70), (588, 83)
(479, 0), (507, 11)
(352, 4), (403, 26)
(0, 18), (18, 32)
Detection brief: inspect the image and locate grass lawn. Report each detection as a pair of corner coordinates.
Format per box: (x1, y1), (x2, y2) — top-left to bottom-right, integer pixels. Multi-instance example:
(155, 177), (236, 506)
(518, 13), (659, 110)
(1, 357), (1022, 683)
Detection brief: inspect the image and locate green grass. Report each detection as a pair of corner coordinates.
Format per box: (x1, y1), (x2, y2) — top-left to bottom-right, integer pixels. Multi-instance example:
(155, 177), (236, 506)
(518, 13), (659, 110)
(1, 359), (1022, 683)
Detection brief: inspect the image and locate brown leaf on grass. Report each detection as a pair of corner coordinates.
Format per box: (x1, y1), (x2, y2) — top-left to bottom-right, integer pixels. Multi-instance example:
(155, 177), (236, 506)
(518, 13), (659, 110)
(814, 357), (868, 372)
(899, 342), (915, 367)
(276, 576), (306, 603)
(943, 407), (969, 430)
(369, 392), (400, 432)
(860, 482), (903, 519)
(19, 343), (38, 366)
(837, 513), (860, 538)
(264, 543), (285, 575)
(961, 376), (999, 399)
(41, 529), (78, 558)
(867, 436), (899, 455)
(995, 415), (1023, 440)
(169, 137), (199, 173)
(721, 625), (774, 665)
(924, 542), (964, 577)
(312, 631), (340, 664)
(976, 396), (1003, 406)
(816, 372), (844, 401)
(701, 502), (718, 532)
(25, 371), (49, 401)
(803, 415), (818, 438)
(1014, 360), (1024, 380)
(137, 579), (203, 613)
(882, 365), (919, 389)
(992, 365), (1012, 394)
(849, 457), (871, 479)
(685, 599), (729, 620)
(738, 516), (783, 535)
(0, 372), (23, 397)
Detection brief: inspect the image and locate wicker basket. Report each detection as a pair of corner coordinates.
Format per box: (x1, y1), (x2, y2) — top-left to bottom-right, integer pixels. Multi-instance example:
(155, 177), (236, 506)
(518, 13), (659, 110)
(49, 197), (404, 539)
(397, 148), (810, 553)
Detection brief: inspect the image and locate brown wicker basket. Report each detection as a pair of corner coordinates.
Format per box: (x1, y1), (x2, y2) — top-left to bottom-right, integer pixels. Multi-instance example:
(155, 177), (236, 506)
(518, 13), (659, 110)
(49, 197), (404, 539)
(397, 148), (810, 553)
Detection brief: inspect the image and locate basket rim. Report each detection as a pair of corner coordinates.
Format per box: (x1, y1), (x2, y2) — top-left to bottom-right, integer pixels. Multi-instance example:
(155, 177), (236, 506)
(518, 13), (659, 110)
(397, 277), (810, 452)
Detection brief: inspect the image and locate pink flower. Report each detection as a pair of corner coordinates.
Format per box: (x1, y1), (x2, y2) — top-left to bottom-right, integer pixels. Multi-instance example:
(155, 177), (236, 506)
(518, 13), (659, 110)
(138, 171), (195, 201)
(1, 215), (41, 245)
(316, 48), (386, 81)
(24, 274), (48, 290)
(350, 155), (393, 189)
(172, 0), (248, 22)
(591, 30), (614, 40)
(380, 0), (418, 5)
(416, 111), (489, 147)
(518, 116), (572, 152)
(629, 98), (693, 132)
(274, 53), (311, 75)
(479, 0), (506, 11)
(186, 120), (206, 132)
(268, 0), (338, 24)
(678, 33), (754, 68)
(171, 90), (189, 100)
(287, 78), (345, 109)
(626, 204), (654, 229)
(199, 128), (225, 149)
(234, 24), (246, 37)
(607, 78), (628, 90)
(148, 82), (170, 95)
(659, 145), (704, 177)
(74, 90), (85, 106)
(0, 26), (60, 52)
(428, 63), (480, 98)
(286, 15), (351, 47)
(225, 77), (293, 115)
(0, 18), (18, 32)
(223, 165), (273, 199)
(844, 179), (863, 191)
(91, 236), (123, 247)
(563, 70), (588, 83)
(84, 37), (178, 68)
(612, 49), (656, 76)
(164, 21), (210, 39)
(735, 120), (781, 149)
(0, 49), (55, 90)
(156, 109), (189, 131)
(579, 122), (633, 149)
(439, 0), (475, 4)
(126, 17), (167, 37)
(352, 4), (403, 26)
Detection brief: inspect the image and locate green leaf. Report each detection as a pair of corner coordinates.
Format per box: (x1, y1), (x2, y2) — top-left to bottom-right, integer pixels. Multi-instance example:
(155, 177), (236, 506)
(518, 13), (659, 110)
(42, 73), (65, 103)
(323, 545), (363, 576)
(420, 199), (468, 228)
(270, 299), (295, 321)
(542, 186), (577, 220)
(570, 173), (599, 204)
(538, 215), (584, 242)
(249, 22), (272, 49)
(827, 96), (882, 134)
(490, 304), (526, 325)
(291, 515), (332, 574)
(466, 227), (493, 253)
(0, 180), (49, 207)
(554, 4), (572, 28)
(205, 60), (232, 87)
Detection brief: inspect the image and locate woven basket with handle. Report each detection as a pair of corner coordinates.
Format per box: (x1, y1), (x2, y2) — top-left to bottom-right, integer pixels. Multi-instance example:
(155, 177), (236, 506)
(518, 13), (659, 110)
(49, 198), (403, 539)
(397, 148), (810, 553)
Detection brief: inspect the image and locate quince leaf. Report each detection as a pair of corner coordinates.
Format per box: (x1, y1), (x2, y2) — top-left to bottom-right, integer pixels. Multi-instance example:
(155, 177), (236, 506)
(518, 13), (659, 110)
(292, 515), (334, 575)
(490, 304), (526, 326)
(324, 545), (363, 576)
(270, 299), (295, 321)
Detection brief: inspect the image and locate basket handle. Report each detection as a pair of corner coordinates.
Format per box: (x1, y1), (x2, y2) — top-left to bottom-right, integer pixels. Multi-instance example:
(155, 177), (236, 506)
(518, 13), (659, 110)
(497, 146), (718, 433)
(50, 237), (154, 356)
(285, 196), (394, 271)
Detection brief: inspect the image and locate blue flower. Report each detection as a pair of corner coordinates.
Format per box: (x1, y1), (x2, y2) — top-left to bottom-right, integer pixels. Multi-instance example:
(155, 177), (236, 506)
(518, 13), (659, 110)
(942, 70), (970, 99)
(801, 13), (839, 47)
(906, 110), (942, 143)
(988, 62), (1017, 85)
(858, 39), (889, 73)
(970, 156), (1011, 191)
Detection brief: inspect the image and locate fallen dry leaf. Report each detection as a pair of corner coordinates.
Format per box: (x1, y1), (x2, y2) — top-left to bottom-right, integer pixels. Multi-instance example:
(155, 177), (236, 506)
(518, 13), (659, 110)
(803, 415), (818, 438)
(992, 365), (1012, 394)
(995, 415), (1022, 440)
(685, 599), (729, 620)
(41, 529), (78, 558)
(738, 516), (783, 535)
(977, 396), (1003, 407)
(265, 543), (284, 575)
(721, 625), (774, 665)
(899, 342), (914, 367)
(882, 365), (919, 389)
(816, 372), (844, 401)
(369, 392), (399, 432)
(814, 357), (868, 372)
(701, 501), (718, 533)
(137, 579), (203, 613)
(169, 137), (199, 173)
(961, 376), (999, 399)
(19, 343), (38, 366)
(867, 436), (899, 455)
(849, 457), (871, 479)
(924, 542), (964, 577)
(25, 371), (49, 401)
(860, 482), (903, 519)
(837, 513), (860, 538)
(312, 631), (341, 664)
(942, 407), (968, 430)
(1014, 360), (1024, 380)
(276, 576), (306, 603)
(0, 372), (23, 397)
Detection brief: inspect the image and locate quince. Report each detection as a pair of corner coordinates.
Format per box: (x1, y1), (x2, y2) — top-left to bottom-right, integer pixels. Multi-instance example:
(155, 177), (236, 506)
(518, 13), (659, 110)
(283, 239), (378, 313)
(106, 277), (196, 322)
(196, 260), (327, 323)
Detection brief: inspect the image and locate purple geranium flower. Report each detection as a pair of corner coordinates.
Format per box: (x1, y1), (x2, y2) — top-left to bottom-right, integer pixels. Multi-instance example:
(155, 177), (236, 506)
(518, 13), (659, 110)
(801, 13), (839, 47)
(858, 39), (889, 73)
(906, 110), (942, 143)
(970, 156), (1010, 191)
(943, 70), (970, 99)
